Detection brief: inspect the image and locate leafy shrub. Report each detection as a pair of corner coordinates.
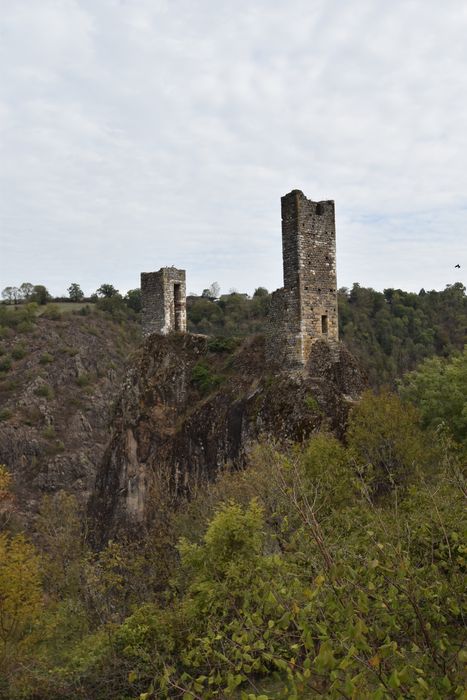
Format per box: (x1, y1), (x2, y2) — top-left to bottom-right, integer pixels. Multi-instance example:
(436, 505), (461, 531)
(191, 361), (224, 394)
(34, 384), (54, 400)
(41, 305), (61, 320)
(17, 321), (34, 334)
(0, 355), (12, 372)
(347, 389), (429, 495)
(76, 373), (90, 387)
(76, 304), (92, 316)
(11, 344), (27, 360)
(207, 336), (240, 353)
(304, 393), (321, 413)
(0, 533), (43, 680)
(399, 346), (467, 445)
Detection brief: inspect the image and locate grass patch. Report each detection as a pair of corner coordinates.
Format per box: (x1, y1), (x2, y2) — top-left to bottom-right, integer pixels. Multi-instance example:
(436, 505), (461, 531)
(59, 346), (79, 356)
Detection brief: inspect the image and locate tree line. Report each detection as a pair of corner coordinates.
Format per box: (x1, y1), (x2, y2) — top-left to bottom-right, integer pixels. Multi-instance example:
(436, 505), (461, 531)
(3, 279), (465, 386)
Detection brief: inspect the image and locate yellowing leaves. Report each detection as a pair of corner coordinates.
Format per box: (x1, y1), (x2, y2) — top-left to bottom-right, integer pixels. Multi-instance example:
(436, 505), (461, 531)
(0, 532), (42, 673)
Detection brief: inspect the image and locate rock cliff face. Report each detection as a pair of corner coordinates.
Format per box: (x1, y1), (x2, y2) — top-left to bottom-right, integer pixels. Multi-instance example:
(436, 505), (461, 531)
(0, 315), (139, 520)
(90, 333), (365, 542)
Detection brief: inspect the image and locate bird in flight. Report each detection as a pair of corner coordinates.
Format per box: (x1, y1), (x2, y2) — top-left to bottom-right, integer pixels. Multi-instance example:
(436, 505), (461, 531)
(455, 264), (461, 268)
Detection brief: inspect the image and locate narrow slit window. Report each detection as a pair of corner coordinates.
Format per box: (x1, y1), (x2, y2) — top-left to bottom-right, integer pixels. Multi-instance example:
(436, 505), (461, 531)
(321, 314), (328, 334)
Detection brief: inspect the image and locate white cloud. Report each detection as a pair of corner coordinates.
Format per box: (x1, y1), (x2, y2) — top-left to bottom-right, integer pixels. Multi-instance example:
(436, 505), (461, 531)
(0, 0), (466, 296)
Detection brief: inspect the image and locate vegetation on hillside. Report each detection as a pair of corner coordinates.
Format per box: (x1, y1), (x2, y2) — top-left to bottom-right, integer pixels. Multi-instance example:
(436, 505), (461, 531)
(3, 280), (465, 385)
(0, 279), (465, 697)
(0, 357), (465, 698)
(187, 283), (466, 386)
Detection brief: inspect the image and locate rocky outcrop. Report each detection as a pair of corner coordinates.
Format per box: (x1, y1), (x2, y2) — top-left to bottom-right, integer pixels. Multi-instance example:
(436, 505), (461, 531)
(90, 333), (365, 542)
(0, 315), (139, 519)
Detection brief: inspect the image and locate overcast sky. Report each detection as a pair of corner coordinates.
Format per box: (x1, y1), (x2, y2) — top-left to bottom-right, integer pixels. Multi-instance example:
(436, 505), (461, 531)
(1, 0), (466, 297)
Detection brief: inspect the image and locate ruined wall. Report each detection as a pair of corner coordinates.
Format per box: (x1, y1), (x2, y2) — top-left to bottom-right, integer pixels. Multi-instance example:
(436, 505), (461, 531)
(266, 190), (339, 369)
(141, 267), (186, 337)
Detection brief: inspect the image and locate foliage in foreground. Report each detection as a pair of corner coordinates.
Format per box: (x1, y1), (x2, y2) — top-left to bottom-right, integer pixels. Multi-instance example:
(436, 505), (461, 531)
(0, 386), (465, 699)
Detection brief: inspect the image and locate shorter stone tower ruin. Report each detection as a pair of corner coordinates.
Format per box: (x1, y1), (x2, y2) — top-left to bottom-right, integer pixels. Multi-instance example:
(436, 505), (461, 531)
(266, 190), (339, 369)
(141, 267), (186, 337)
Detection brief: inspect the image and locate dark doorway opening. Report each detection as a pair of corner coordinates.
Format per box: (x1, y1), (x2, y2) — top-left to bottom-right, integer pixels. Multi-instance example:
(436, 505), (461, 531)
(174, 283), (182, 331)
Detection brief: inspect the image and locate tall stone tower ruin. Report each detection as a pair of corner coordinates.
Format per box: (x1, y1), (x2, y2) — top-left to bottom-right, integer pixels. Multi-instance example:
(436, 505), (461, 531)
(141, 267), (187, 337)
(266, 189), (339, 369)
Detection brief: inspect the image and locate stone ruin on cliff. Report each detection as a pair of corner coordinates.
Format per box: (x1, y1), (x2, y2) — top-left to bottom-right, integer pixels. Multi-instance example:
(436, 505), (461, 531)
(141, 189), (339, 369)
(141, 267), (187, 337)
(265, 189), (339, 370)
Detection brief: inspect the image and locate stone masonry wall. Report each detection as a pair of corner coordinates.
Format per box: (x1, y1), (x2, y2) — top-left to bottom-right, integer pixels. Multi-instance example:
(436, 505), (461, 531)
(266, 190), (339, 369)
(141, 267), (186, 337)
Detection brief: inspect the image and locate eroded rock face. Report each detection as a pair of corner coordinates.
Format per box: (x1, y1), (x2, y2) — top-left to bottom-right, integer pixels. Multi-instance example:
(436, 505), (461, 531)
(0, 315), (139, 520)
(90, 333), (365, 542)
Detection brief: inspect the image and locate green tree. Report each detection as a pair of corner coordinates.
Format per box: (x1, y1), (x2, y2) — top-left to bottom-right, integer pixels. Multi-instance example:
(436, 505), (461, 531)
(31, 285), (51, 305)
(1, 286), (20, 305)
(399, 347), (467, 444)
(19, 282), (34, 301)
(0, 534), (42, 676)
(124, 288), (142, 312)
(67, 282), (84, 302)
(201, 281), (220, 299)
(96, 284), (119, 298)
(347, 389), (428, 495)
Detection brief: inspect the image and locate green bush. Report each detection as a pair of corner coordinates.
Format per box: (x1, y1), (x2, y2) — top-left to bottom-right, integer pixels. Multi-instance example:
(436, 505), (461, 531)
(41, 304), (61, 320)
(34, 384), (54, 400)
(39, 353), (54, 365)
(12, 344), (27, 360)
(207, 336), (240, 353)
(17, 321), (34, 334)
(59, 346), (78, 356)
(76, 305), (92, 316)
(0, 355), (12, 372)
(191, 361), (224, 394)
(0, 408), (12, 422)
(304, 393), (321, 413)
(399, 347), (467, 445)
(76, 373), (90, 387)
(42, 426), (56, 440)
